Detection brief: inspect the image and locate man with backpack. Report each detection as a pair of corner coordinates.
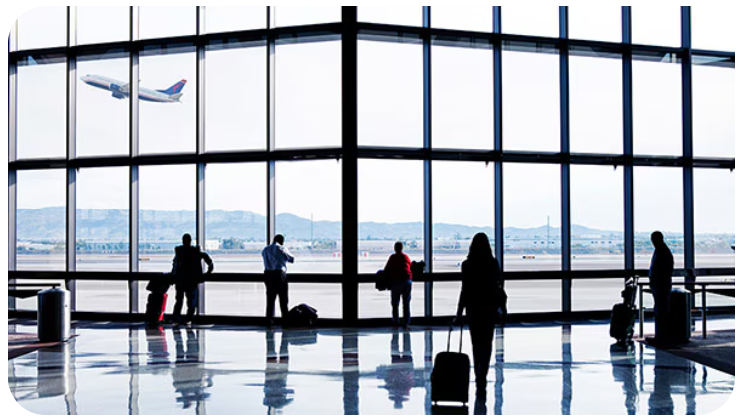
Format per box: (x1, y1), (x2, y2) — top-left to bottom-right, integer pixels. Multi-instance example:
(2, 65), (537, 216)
(172, 233), (214, 325)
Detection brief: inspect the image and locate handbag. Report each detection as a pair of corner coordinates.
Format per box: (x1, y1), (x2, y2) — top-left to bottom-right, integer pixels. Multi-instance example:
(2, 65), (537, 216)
(375, 269), (390, 291)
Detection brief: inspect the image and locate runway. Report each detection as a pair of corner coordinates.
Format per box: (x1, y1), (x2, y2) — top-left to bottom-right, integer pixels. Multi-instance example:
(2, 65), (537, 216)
(12, 254), (734, 318)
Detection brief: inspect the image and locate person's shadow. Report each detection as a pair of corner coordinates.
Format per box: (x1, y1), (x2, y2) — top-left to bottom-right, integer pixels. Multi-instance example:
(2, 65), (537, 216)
(171, 327), (213, 412)
(263, 330), (294, 414)
(376, 331), (415, 409)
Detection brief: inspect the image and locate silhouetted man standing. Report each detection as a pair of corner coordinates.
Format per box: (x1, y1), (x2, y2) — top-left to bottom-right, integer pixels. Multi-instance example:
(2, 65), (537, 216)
(649, 231), (674, 345)
(262, 234), (295, 326)
(172, 233), (214, 325)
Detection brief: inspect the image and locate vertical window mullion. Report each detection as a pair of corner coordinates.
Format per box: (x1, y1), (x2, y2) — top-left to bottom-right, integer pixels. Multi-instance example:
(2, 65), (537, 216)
(267, 6), (276, 245)
(341, 6), (359, 325)
(196, 6), (207, 314)
(622, 7), (635, 275)
(423, 6), (433, 318)
(559, 6), (571, 313)
(66, 5), (77, 309)
(681, 6), (695, 287)
(493, 6), (505, 286)
(129, 6), (140, 314)
(9, 54), (18, 310)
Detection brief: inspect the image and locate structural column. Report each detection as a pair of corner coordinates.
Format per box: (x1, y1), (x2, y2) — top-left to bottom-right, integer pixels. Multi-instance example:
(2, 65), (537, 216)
(341, 6), (359, 325)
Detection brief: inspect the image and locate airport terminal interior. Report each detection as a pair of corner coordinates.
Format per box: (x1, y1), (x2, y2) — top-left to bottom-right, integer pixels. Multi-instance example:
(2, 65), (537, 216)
(8, 6), (735, 416)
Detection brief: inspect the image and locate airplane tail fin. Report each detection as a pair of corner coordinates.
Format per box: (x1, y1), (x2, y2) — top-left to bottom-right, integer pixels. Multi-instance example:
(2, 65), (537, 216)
(157, 79), (187, 96)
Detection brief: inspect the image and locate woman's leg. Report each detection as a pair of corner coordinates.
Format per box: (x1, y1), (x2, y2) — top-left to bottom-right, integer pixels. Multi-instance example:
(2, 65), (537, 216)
(469, 321), (495, 392)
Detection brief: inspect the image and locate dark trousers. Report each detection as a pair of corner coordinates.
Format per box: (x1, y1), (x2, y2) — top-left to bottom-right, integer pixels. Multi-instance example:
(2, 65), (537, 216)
(468, 319), (496, 390)
(265, 271), (289, 321)
(652, 287), (671, 342)
(390, 281), (412, 326)
(173, 284), (198, 323)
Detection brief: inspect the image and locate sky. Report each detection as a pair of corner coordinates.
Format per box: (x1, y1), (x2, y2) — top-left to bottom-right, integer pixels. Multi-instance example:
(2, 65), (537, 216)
(10, 6), (736, 235)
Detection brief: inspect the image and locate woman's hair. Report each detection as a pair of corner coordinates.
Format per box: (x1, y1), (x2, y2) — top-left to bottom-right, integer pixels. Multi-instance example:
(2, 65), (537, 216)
(467, 232), (494, 261)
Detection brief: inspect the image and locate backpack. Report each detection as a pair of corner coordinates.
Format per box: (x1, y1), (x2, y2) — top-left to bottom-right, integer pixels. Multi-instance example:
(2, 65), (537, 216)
(286, 304), (318, 327)
(411, 260), (425, 280)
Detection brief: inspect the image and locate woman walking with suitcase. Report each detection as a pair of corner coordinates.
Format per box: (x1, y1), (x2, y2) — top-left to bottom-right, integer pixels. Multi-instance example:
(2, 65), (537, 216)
(454, 232), (505, 399)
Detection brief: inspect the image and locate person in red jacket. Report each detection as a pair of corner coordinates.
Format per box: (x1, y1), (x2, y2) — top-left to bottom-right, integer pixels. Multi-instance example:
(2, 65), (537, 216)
(385, 242), (413, 328)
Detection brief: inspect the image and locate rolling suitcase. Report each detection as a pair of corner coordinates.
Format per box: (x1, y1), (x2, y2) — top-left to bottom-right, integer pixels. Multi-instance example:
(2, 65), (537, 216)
(668, 288), (692, 344)
(431, 324), (470, 406)
(146, 292), (168, 324)
(610, 276), (639, 345)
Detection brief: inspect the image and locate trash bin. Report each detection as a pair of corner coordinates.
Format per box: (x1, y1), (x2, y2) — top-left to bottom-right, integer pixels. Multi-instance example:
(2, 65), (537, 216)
(669, 288), (692, 344)
(37, 286), (71, 343)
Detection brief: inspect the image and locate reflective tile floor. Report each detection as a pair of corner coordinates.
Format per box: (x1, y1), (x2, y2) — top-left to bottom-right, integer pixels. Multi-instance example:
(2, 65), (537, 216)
(8, 317), (735, 415)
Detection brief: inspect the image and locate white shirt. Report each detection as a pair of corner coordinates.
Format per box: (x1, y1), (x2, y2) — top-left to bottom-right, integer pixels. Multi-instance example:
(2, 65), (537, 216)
(262, 243), (295, 272)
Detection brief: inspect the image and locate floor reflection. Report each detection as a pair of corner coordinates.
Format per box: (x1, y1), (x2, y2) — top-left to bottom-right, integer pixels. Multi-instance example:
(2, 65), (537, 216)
(171, 327), (212, 413)
(376, 331), (415, 409)
(263, 330), (293, 414)
(648, 349), (698, 415)
(610, 343), (640, 415)
(7, 318), (735, 415)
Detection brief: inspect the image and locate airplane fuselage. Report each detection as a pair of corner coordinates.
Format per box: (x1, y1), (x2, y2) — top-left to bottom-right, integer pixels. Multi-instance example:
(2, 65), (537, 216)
(80, 75), (183, 103)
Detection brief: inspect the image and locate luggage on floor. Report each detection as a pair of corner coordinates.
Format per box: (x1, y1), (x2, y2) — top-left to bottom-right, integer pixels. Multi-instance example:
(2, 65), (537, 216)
(146, 292), (168, 324)
(431, 324), (470, 406)
(668, 288), (692, 344)
(286, 303), (318, 327)
(610, 276), (639, 345)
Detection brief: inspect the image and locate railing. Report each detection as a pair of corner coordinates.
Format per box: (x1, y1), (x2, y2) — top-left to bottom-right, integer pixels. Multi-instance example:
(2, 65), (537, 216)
(637, 279), (735, 339)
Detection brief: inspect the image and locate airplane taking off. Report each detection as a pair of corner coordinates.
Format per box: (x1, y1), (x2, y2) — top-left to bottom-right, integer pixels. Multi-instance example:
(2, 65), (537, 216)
(80, 74), (187, 103)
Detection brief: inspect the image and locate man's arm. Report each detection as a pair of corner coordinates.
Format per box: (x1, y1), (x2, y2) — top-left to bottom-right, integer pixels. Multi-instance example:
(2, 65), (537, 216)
(282, 246), (295, 264)
(172, 248), (179, 273)
(202, 252), (214, 274)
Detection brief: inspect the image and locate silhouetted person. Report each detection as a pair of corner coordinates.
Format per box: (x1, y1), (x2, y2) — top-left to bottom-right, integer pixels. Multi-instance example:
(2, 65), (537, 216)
(377, 331), (414, 409)
(172, 327), (212, 412)
(262, 234), (295, 327)
(385, 242), (413, 328)
(454, 232), (504, 399)
(172, 233), (214, 325)
(648, 231), (674, 345)
(264, 330), (293, 414)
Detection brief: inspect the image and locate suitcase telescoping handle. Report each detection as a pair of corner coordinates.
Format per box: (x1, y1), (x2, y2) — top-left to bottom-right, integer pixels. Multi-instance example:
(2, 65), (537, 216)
(447, 322), (464, 353)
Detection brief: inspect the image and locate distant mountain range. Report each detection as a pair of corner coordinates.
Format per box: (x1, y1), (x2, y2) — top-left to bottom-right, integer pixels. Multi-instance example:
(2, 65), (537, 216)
(17, 207), (630, 242)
